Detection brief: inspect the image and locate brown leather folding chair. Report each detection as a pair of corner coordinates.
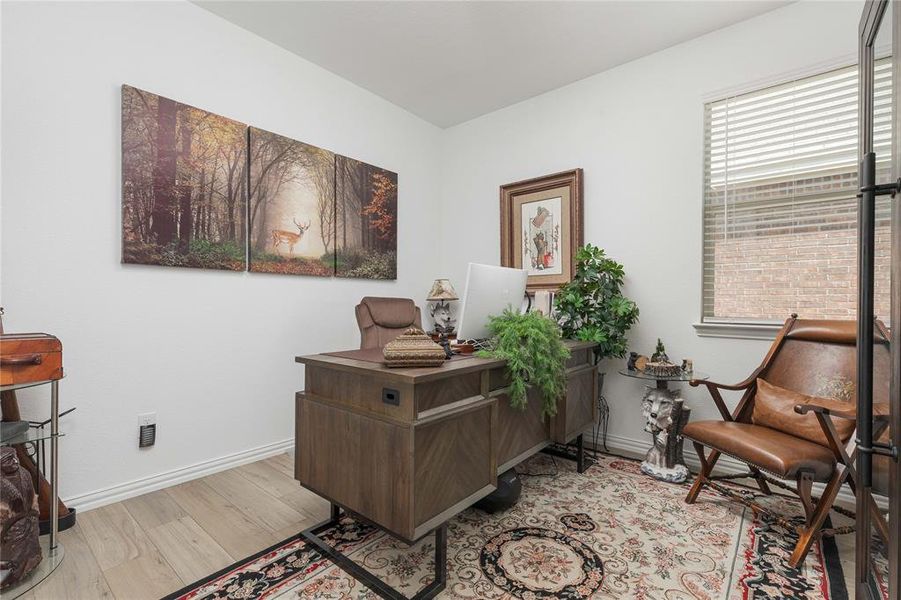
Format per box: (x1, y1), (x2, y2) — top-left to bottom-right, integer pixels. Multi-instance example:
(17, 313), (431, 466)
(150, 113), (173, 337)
(355, 296), (423, 349)
(683, 315), (891, 567)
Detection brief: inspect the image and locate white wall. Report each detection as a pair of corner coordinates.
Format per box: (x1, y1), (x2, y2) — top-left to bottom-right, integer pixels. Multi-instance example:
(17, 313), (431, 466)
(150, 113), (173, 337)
(0, 1), (441, 506)
(1, 0), (869, 509)
(438, 0), (865, 453)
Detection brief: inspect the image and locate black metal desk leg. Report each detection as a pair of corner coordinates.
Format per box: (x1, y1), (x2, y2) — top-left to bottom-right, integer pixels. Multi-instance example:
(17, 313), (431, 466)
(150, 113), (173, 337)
(576, 434), (586, 473)
(540, 437), (595, 473)
(434, 524), (447, 585)
(301, 504), (448, 600)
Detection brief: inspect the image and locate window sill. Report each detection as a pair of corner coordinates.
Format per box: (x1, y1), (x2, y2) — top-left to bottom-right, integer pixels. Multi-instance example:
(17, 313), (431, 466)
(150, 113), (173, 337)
(692, 321), (781, 341)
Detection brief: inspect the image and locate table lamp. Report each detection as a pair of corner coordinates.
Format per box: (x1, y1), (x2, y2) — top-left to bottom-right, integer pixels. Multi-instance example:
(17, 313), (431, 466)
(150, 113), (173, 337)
(427, 279), (458, 335)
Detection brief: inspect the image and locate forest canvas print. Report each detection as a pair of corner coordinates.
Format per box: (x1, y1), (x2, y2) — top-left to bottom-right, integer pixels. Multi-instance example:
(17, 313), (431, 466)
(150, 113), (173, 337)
(248, 128), (335, 276)
(122, 85), (247, 270)
(335, 155), (398, 279)
(122, 86), (398, 279)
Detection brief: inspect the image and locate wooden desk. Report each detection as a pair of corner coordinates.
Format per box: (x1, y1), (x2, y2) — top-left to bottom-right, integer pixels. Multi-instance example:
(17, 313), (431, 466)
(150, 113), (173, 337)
(294, 340), (596, 544)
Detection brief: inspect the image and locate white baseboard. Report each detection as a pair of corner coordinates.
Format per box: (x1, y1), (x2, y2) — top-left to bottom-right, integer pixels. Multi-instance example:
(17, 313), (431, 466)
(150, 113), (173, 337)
(66, 430), (886, 516)
(591, 431), (888, 511)
(66, 439), (295, 513)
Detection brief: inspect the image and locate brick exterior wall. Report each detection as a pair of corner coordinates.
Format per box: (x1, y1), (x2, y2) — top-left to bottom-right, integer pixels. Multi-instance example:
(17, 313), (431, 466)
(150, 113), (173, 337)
(712, 227), (891, 321)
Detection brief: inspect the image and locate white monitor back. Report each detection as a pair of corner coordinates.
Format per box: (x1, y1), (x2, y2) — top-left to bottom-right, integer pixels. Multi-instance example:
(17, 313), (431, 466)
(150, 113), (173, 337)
(456, 263), (528, 340)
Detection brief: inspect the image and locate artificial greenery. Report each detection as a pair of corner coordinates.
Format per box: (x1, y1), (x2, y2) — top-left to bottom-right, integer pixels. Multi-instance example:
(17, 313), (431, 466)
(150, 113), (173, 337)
(477, 308), (570, 417)
(554, 244), (639, 362)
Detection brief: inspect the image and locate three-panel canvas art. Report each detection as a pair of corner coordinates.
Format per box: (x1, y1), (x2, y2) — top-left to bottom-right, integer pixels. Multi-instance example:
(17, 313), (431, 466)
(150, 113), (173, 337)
(121, 85), (398, 280)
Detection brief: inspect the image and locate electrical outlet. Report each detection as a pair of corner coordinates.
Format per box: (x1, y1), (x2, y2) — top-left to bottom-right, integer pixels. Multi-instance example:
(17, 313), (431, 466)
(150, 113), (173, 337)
(139, 424), (156, 448)
(138, 412), (156, 448)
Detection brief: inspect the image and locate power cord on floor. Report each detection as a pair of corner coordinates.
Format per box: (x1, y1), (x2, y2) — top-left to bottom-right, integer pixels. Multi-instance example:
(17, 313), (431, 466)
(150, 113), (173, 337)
(590, 387), (609, 462)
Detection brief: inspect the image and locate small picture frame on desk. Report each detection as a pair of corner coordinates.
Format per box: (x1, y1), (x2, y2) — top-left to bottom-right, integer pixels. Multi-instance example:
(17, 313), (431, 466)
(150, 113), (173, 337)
(530, 290), (554, 317)
(500, 169), (583, 292)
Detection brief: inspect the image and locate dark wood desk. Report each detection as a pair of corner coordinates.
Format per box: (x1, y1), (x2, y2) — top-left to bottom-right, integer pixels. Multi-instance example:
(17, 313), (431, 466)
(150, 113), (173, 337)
(294, 340), (596, 598)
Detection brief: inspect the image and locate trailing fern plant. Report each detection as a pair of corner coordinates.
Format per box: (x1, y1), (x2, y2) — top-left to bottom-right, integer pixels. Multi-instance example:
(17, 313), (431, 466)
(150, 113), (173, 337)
(477, 308), (570, 417)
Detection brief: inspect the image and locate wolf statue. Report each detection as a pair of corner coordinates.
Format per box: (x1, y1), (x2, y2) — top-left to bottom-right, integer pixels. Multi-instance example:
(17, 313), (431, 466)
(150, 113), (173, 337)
(640, 388), (691, 483)
(0, 446), (42, 590)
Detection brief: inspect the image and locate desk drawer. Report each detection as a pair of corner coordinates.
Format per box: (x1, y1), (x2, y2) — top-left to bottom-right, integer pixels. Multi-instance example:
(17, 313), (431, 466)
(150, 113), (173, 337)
(565, 348), (592, 369)
(305, 365), (413, 422)
(296, 393), (413, 538)
(495, 387), (549, 470)
(0, 333), (63, 386)
(551, 364), (596, 443)
(414, 371), (481, 415)
(413, 400), (496, 536)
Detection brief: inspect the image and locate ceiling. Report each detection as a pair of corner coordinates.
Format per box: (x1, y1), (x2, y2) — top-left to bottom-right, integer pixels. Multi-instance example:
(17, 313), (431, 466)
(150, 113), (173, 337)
(196, 1), (793, 128)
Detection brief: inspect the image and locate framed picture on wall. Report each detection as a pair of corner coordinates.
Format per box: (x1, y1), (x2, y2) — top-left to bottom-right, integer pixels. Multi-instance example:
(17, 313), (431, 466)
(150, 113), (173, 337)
(500, 169), (583, 291)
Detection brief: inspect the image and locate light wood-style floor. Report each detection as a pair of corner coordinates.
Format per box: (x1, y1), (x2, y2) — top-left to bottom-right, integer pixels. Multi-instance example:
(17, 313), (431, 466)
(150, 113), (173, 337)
(19, 452), (329, 600)
(19, 452), (863, 599)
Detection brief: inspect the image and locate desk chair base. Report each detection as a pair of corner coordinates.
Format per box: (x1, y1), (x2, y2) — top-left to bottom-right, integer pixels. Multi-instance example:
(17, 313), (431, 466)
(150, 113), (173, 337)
(301, 504), (447, 600)
(542, 434), (593, 473)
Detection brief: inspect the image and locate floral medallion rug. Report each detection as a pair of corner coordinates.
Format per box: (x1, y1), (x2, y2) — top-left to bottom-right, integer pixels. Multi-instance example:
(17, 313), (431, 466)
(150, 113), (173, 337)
(165, 453), (887, 600)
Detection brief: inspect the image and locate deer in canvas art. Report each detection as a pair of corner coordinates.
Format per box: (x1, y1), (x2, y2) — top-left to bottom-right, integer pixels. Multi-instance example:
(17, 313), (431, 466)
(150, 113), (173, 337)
(271, 217), (311, 256)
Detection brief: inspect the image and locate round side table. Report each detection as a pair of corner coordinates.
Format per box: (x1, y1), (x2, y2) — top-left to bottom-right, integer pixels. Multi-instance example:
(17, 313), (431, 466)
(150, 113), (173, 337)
(618, 369), (707, 483)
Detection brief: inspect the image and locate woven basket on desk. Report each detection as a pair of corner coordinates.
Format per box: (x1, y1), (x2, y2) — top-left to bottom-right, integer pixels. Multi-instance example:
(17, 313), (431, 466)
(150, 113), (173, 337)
(383, 328), (447, 368)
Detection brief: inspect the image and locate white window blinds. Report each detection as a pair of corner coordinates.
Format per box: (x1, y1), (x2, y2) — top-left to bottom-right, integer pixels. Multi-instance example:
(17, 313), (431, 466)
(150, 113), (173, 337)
(702, 60), (892, 323)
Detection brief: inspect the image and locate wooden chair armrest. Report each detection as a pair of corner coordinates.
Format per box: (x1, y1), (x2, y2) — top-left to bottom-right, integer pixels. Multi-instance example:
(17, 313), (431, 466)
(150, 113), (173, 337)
(690, 380), (741, 422)
(794, 403), (857, 421)
(689, 378), (754, 391)
(690, 366), (761, 391)
(689, 369), (763, 423)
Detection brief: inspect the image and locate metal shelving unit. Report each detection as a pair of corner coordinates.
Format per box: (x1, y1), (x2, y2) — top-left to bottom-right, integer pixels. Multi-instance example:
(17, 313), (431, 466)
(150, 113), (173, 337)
(0, 377), (64, 598)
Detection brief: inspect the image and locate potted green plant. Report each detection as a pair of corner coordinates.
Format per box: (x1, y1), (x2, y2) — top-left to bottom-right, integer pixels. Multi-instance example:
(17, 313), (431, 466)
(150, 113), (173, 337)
(554, 244), (640, 389)
(477, 308), (570, 417)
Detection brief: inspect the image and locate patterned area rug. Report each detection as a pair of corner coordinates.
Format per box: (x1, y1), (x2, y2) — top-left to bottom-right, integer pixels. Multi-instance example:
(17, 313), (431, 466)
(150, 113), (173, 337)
(165, 453), (886, 600)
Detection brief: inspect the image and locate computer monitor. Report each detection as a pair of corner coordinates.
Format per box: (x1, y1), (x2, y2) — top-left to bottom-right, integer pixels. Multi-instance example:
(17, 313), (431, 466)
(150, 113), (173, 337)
(455, 263), (528, 340)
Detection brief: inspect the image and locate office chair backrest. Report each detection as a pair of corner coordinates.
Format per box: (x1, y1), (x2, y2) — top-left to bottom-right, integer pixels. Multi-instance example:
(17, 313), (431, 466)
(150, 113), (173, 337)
(355, 296), (423, 349)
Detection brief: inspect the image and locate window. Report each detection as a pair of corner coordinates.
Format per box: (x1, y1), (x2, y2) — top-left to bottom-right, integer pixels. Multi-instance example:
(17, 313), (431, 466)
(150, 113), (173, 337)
(702, 60), (892, 325)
